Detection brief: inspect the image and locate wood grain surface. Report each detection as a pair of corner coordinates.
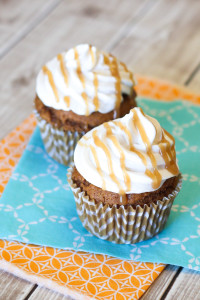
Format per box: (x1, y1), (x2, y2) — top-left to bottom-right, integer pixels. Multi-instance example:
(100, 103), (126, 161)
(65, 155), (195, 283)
(112, 0), (200, 85)
(140, 265), (181, 300)
(28, 286), (73, 300)
(0, 269), (34, 299)
(165, 269), (200, 300)
(0, 0), (61, 58)
(0, 0), (200, 299)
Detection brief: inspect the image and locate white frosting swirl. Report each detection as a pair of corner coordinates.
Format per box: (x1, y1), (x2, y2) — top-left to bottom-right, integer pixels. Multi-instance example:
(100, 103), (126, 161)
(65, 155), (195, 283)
(36, 44), (135, 116)
(74, 107), (179, 194)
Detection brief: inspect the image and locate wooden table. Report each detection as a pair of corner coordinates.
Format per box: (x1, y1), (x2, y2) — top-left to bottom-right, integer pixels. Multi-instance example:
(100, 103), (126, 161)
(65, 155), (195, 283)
(0, 0), (200, 299)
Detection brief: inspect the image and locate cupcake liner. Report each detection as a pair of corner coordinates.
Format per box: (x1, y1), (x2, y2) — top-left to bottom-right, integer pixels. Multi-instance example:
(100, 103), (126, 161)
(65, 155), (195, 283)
(35, 110), (85, 166)
(67, 166), (182, 244)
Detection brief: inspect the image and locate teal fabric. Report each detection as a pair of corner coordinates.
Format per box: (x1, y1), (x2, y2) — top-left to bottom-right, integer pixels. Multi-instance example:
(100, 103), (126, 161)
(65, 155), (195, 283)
(0, 98), (200, 271)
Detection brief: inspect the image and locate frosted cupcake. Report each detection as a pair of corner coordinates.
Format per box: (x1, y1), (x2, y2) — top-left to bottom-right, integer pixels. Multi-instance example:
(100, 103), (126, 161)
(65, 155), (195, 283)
(34, 44), (137, 165)
(68, 107), (182, 244)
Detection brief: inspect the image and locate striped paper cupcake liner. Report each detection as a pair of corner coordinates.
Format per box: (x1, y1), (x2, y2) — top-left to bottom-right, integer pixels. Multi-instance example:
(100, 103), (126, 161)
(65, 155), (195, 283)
(35, 111), (85, 166)
(67, 166), (182, 244)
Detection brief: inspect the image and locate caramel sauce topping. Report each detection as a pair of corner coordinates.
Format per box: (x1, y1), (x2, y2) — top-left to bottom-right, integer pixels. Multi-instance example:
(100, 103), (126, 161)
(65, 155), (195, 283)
(64, 96), (70, 107)
(104, 123), (131, 196)
(57, 54), (70, 107)
(145, 169), (162, 190)
(89, 45), (95, 65)
(42, 66), (59, 102)
(90, 145), (106, 190)
(81, 92), (89, 116)
(78, 135), (91, 146)
(93, 73), (99, 111)
(159, 129), (179, 175)
(104, 55), (121, 118)
(88, 46), (99, 111)
(132, 109), (162, 189)
(57, 54), (68, 87)
(74, 47), (86, 89)
(110, 57), (121, 110)
(78, 141), (85, 147)
(74, 46), (98, 114)
(92, 130), (124, 198)
(115, 121), (147, 166)
(120, 61), (134, 85)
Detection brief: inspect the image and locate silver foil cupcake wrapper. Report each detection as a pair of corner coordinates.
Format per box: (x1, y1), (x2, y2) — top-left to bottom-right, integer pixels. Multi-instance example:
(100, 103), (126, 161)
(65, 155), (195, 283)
(35, 110), (85, 166)
(67, 166), (182, 244)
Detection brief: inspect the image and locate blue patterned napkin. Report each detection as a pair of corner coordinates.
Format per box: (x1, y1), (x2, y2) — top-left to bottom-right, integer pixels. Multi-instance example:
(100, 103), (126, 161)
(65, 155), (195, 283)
(0, 99), (200, 271)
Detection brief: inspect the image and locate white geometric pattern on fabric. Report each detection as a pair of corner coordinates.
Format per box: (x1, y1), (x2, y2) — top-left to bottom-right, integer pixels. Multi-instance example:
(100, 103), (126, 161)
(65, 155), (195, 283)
(0, 143), (92, 248)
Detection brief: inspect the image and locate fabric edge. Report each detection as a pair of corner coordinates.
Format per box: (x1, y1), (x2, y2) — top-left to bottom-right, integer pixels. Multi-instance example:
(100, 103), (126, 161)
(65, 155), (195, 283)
(0, 260), (93, 300)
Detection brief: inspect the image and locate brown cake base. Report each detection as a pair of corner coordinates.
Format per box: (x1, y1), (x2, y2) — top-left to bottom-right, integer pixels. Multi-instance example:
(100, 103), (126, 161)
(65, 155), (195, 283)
(71, 167), (179, 208)
(34, 90), (137, 133)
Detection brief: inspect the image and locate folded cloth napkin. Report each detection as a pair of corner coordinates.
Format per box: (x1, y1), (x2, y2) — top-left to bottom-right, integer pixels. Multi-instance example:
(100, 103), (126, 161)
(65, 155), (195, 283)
(0, 97), (199, 271)
(0, 112), (164, 300)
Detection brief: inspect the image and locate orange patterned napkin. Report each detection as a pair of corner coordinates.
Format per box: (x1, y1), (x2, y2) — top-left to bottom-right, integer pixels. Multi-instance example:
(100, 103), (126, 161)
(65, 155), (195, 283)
(0, 76), (199, 299)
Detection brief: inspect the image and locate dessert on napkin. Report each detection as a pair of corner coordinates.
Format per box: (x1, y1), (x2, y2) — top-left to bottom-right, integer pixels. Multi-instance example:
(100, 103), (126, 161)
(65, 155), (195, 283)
(68, 107), (182, 244)
(34, 44), (137, 165)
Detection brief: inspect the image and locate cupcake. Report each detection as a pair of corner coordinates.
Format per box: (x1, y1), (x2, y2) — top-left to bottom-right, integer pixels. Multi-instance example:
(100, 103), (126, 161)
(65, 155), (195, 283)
(34, 44), (137, 165)
(68, 107), (182, 244)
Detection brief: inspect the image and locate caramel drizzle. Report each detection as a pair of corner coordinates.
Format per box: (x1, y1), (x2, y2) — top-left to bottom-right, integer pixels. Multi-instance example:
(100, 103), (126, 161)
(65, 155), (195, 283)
(42, 66), (59, 102)
(57, 54), (69, 86)
(89, 45), (95, 65)
(104, 54), (121, 118)
(74, 47), (92, 115)
(64, 96), (70, 107)
(78, 135), (91, 146)
(92, 130), (124, 197)
(104, 123), (131, 195)
(78, 136), (106, 189)
(93, 73), (99, 110)
(77, 141), (85, 147)
(115, 121), (147, 166)
(81, 92), (89, 115)
(57, 54), (70, 107)
(74, 47), (85, 88)
(90, 145), (106, 190)
(88, 45), (99, 110)
(159, 129), (179, 175)
(132, 109), (162, 190)
(120, 61), (134, 85)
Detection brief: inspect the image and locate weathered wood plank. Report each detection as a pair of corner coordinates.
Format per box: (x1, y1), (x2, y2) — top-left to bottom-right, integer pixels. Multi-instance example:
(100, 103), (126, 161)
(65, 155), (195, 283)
(165, 268), (200, 300)
(28, 287), (74, 300)
(140, 265), (181, 300)
(186, 64), (200, 92)
(112, 0), (200, 85)
(0, 269), (35, 300)
(0, 0), (151, 140)
(0, 0), (61, 59)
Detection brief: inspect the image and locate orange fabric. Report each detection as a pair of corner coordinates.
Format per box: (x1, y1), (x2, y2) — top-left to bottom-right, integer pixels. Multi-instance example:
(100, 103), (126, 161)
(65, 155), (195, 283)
(135, 75), (200, 104)
(0, 77), (199, 299)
